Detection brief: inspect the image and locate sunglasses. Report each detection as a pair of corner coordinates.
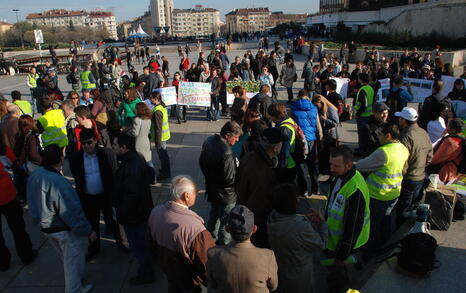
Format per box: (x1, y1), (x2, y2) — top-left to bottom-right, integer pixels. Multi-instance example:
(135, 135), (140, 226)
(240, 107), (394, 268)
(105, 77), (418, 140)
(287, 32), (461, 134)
(71, 97), (79, 100)
(81, 140), (94, 145)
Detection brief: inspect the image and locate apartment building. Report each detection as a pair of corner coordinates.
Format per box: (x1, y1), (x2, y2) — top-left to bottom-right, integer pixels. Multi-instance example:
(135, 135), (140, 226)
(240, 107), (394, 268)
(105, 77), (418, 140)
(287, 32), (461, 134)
(25, 9), (117, 39)
(172, 5), (220, 37)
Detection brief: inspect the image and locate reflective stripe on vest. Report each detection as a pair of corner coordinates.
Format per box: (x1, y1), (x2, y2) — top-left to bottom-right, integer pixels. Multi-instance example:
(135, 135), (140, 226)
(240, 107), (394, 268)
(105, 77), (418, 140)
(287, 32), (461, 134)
(154, 105), (171, 141)
(27, 73), (39, 88)
(355, 85), (374, 117)
(279, 118), (296, 169)
(326, 170), (371, 252)
(80, 71), (96, 89)
(13, 100), (33, 116)
(366, 142), (409, 201)
(38, 109), (68, 147)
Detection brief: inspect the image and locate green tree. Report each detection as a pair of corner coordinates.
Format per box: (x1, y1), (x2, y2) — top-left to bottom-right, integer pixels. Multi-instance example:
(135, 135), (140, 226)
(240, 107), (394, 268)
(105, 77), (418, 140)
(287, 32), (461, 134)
(68, 20), (75, 31)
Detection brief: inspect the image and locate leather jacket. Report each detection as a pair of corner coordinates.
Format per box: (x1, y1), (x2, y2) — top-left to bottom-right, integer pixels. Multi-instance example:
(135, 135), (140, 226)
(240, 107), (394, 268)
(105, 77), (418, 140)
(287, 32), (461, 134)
(199, 135), (237, 204)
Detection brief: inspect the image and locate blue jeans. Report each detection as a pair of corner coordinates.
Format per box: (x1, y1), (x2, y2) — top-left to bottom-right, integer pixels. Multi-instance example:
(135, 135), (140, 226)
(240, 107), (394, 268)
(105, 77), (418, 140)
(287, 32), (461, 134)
(207, 95), (220, 121)
(157, 141), (171, 177)
(356, 116), (370, 155)
(207, 201), (235, 245)
(396, 179), (425, 227)
(124, 224), (154, 280)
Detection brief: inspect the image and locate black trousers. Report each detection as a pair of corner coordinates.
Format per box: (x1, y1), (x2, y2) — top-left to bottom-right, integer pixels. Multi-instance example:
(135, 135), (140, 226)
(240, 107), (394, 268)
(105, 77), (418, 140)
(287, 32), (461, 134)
(0, 200), (34, 267)
(81, 194), (116, 253)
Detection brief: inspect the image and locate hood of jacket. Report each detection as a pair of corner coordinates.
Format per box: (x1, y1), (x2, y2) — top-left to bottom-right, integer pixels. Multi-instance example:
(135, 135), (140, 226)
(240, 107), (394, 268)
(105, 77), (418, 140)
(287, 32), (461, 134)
(291, 98), (313, 111)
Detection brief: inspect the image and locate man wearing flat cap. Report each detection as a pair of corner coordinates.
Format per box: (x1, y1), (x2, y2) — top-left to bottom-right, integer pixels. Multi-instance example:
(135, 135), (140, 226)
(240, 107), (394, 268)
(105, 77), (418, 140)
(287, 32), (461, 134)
(236, 127), (287, 248)
(207, 205), (278, 293)
(363, 102), (389, 156)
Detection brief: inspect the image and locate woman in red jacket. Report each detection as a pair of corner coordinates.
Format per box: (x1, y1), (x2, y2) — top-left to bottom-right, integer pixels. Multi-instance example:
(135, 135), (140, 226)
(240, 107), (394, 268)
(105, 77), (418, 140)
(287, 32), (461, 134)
(429, 119), (464, 183)
(0, 137), (37, 271)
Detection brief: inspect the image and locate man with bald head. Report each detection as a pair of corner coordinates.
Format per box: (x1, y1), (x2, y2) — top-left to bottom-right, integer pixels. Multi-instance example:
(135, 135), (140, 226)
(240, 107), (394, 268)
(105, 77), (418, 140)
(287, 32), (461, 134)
(0, 104), (21, 149)
(148, 175), (215, 293)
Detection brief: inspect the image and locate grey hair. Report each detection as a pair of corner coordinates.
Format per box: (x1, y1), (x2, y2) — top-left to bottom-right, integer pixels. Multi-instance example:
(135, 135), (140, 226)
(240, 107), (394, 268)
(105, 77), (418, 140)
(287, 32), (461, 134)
(170, 175), (196, 200)
(62, 99), (76, 110)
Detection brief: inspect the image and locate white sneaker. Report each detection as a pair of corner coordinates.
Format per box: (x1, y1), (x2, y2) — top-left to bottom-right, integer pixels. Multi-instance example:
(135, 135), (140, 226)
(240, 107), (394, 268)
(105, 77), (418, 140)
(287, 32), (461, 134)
(82, 284), (94, 293)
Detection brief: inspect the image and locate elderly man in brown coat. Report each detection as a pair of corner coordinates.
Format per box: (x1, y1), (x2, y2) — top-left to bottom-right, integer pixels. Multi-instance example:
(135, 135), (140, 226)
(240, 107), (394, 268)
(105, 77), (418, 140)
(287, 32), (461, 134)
(148, 175), (215, 293)
(235, 127), (286, 248)
(0, 104), (20, 149)
(207, 205), (278, 293)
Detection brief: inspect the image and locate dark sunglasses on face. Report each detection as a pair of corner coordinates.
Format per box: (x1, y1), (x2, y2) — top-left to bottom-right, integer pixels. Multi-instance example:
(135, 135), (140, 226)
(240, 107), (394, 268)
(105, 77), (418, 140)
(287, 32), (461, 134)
(81, 140), (94, 145)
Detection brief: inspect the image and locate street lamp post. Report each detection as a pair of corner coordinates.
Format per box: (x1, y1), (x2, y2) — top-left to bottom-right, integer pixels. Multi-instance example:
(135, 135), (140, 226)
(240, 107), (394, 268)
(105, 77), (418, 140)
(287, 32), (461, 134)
(13, 9), (24, 49)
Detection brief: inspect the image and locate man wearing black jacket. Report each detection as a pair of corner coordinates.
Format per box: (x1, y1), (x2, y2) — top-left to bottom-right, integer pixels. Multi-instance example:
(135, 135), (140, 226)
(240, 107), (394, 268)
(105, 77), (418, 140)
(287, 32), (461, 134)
(141, 66), (160, 99)
(112, 132), (154, 285)
(207, 68), (221, 121)
(324, 146), (370, 293)
(199, 122), (242, 245)
(248, 84), (273, 126)
(267, 51), (279, 98)
(69, 129), (121, 260)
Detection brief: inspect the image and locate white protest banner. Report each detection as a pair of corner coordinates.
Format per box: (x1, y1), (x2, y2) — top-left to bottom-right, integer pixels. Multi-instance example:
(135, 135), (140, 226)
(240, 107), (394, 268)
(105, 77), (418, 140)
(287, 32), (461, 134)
(34, 29), (44, 44)
(377, 78), (391, 102)
(402, 78), (434, 103)
(226, 81), (260, 104)
(330, 77), (349, 99)
(179, 82), (211, 107)
(154, 86), (177, 106)
(440, 75), (466, 97)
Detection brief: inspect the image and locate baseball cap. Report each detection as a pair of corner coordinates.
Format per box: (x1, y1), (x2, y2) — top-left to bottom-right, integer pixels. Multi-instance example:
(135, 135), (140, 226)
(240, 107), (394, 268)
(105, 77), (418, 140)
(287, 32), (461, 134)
(395, 107), (418, 122)
(422, 64), (431, 70)
(262, 128), (287, 144)
(228, 205), (254, 236)
(373, 102), (389, 113)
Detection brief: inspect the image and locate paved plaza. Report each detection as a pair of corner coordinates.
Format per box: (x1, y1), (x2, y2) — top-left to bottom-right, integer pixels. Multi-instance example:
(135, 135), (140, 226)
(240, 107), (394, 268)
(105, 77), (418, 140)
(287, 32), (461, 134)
(0, 47), (465, 292)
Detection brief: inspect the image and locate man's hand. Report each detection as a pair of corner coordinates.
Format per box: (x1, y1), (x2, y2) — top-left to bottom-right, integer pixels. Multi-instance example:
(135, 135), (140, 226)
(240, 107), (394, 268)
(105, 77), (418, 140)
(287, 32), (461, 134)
(89, 231), (97, 242)
(307, 208), (324, 224)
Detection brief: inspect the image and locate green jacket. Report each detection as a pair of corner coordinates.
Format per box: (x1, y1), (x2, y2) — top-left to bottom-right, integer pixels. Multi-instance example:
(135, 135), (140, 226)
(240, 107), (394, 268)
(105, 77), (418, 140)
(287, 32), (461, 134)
(118, 98), (142, 127)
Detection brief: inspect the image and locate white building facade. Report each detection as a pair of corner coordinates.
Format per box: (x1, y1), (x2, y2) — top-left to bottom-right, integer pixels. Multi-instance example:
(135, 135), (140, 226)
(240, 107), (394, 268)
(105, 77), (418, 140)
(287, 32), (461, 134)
(172, 6), (220, 37)
(150, 0), (173, 34)
(25, 9), (117, 39)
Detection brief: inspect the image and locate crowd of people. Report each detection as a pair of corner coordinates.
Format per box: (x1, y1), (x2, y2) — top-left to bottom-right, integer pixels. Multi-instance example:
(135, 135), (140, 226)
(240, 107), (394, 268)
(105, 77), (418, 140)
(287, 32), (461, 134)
(0, 39), (465, 293)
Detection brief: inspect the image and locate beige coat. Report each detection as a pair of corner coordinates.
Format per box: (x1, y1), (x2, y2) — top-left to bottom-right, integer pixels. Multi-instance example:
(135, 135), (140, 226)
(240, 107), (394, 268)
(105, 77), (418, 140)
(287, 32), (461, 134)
(207, 240), (278, 293)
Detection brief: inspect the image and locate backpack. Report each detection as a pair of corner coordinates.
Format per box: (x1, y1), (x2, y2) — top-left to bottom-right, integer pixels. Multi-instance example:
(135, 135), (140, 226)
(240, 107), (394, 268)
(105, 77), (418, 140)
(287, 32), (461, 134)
(281, 120), (308, 164)
(397, 232), (438, 276)
(66, 72), (73, 84)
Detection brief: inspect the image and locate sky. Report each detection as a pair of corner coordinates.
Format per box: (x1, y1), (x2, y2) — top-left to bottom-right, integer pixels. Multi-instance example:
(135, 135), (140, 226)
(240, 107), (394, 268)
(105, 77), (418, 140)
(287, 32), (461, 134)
(0, 0), (318, 23)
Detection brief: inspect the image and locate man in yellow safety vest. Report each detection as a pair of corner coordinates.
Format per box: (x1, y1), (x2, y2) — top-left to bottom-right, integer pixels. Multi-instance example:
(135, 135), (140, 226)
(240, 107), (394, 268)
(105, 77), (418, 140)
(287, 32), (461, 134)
(37, 95), (68, 148)
(324, 145), (371, 293)
(80, 64), (97, 92)
(354, 72), (375, 156)
(356, 123), (409, 257)
(26, 67), (40, 113)
(11, 90), (33, 116)
(150, 91), (171, 181)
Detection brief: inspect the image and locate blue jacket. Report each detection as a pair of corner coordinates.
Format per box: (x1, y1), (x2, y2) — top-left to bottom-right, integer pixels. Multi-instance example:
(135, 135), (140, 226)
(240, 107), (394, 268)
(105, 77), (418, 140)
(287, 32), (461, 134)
(291, 98), (318, 142)
(27, 166), (92, 236)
